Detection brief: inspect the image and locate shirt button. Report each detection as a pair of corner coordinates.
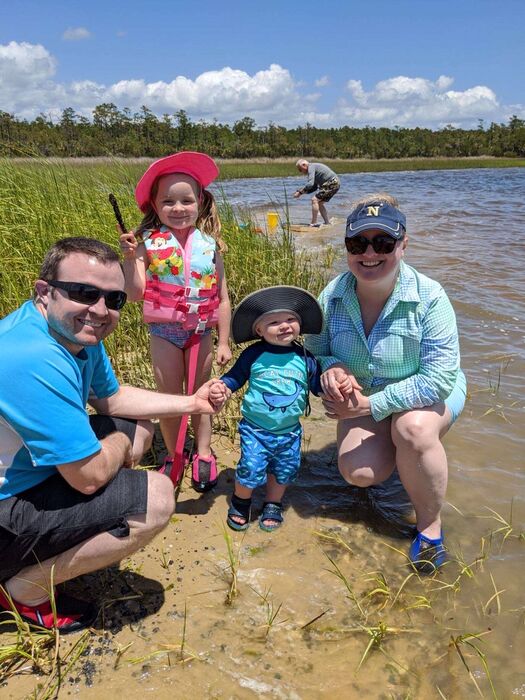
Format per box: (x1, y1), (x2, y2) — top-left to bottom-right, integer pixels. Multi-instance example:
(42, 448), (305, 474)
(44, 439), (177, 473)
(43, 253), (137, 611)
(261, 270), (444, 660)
(368, 363), (374, 371)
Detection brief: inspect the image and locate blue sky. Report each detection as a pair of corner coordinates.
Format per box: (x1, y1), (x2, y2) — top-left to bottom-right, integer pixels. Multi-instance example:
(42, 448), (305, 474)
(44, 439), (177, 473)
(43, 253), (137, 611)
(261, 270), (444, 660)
(1, 0), (523, 129)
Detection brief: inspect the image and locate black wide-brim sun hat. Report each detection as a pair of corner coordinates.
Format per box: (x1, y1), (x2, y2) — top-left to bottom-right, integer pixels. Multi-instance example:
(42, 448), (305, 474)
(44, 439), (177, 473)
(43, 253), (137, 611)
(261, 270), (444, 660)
(231, 286), (323, 343)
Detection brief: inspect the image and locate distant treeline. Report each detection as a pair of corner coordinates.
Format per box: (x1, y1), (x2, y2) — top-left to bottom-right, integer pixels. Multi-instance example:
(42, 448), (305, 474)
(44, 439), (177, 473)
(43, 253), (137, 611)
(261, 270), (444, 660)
(1, 105), (525, 159)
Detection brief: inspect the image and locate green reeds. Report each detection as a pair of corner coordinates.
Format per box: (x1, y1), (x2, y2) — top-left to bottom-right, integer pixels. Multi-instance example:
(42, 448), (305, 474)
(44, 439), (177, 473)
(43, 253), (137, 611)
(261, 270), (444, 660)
(446, 632), (498, 699)
(219, 522), (244, 605)
(250, 586), (289, 639)
(0, 583), (90, 697)
(0, 157), (333, 438)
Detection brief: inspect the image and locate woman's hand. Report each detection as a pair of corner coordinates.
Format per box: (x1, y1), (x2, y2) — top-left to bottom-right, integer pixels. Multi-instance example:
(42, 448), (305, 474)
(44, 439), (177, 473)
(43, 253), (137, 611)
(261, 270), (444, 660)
(320, 364), (362, 402)
(321, 389), (371, 420)
(118, 224), (138, 260)
(216, 342), (232, 367)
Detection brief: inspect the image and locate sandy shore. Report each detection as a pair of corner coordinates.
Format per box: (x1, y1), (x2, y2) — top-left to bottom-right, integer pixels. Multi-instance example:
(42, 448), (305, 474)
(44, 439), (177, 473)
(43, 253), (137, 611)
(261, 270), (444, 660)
(5, 398), (418, 698)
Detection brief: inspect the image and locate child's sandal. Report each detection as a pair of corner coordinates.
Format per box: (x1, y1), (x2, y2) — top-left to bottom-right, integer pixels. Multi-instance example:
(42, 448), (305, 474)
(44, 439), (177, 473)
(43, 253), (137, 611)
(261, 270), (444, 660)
(226, 495), (252, 531)
(259, 502), (284, 532)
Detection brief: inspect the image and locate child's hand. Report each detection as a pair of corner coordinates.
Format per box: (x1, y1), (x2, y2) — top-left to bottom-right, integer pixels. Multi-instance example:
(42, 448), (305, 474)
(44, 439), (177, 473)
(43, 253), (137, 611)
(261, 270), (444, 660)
(118, 225), (138, 260)
(216, 342), (232, 366)
(208, 379), (231, 406)
(320, 364), (362, 402)
(338, 373), (360, 400)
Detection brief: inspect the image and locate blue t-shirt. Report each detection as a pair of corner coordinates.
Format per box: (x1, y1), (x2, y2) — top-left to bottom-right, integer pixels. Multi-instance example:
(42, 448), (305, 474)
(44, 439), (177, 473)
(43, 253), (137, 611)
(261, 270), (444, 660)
(221, 340), (321, 434)
(0, 301), (119, 499)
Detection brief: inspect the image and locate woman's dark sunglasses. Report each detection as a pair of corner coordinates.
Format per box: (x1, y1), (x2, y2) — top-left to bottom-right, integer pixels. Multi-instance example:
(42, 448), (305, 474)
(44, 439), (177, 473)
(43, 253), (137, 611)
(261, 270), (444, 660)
(345, 233), (403, 255)
(46, 281), (127, 310)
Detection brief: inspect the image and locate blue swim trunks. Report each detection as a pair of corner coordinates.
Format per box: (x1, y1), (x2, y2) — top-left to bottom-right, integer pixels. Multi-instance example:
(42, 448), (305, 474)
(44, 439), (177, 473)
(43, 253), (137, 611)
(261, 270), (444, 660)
(236, 419), (302, 489)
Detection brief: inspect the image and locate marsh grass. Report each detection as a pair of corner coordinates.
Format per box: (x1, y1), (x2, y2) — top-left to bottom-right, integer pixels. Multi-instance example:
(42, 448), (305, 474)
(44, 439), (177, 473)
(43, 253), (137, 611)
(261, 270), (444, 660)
(471, 355), (519, 424)
(0, 584), (91, 698)
(0, 157), (332, 436)
(312, 503), (523, 696)
(219, 522), (244, 605)
(444, 632), (498, 699)
(250, 586), (289, 639)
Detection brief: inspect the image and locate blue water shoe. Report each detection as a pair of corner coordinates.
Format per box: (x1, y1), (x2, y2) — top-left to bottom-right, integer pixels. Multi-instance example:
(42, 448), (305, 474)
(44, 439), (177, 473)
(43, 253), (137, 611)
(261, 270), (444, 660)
(409, 530), (446, 574)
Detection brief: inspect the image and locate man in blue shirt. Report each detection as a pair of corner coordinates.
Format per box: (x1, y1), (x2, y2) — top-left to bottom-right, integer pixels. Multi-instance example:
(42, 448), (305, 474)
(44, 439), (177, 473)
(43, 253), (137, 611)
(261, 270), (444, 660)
(0, 237), (226, 632)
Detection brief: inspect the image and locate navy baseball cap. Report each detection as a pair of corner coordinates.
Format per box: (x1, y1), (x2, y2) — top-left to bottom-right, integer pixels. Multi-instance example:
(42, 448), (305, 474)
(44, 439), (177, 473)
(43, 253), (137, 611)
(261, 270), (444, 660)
(346, 201), (406, 240)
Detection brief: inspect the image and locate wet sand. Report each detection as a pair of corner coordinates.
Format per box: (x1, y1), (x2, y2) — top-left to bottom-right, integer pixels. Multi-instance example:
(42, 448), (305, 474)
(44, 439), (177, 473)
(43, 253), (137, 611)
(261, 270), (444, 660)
(4, 395), (524, 699)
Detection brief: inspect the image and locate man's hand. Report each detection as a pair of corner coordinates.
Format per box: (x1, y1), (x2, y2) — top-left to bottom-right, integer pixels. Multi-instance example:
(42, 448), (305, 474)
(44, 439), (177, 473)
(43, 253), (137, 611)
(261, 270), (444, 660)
(293, 190), (302, 199)
(320, 364), (362, 402)
(193, 379), (229, 414)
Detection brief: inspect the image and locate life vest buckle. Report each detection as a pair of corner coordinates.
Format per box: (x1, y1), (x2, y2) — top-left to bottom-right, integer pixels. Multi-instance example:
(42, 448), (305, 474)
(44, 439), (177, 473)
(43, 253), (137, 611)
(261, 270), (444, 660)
(195, 320), (207, 334)
(187, 303), (199, 315)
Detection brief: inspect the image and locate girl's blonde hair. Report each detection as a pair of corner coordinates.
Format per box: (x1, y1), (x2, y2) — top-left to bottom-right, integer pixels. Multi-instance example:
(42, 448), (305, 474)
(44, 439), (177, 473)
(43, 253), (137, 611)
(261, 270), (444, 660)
(135, 175), (227, 253)
(351, 192), (399, 209)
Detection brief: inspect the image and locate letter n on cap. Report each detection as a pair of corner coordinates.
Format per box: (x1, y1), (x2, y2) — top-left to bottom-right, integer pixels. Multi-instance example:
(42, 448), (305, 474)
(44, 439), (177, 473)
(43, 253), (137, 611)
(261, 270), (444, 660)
(367, 206), (380, 217)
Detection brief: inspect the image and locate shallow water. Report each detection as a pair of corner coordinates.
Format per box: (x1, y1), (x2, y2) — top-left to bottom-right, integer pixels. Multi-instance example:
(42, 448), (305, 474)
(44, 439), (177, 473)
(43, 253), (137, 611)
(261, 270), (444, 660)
(4, 168), (524, 699)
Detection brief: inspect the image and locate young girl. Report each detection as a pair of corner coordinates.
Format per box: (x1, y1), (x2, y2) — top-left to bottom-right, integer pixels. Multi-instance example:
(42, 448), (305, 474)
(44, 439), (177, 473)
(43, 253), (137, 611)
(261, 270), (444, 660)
(119, 151), (232, 491)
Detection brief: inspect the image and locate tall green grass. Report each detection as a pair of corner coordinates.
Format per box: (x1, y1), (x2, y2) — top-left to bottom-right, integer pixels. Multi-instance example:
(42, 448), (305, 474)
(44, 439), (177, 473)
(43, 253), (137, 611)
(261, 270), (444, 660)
(0, 158), (332, 425)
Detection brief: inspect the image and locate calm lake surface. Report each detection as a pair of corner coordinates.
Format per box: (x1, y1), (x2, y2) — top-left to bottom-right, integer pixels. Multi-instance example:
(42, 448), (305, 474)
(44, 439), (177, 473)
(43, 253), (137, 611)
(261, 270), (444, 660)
(7, 168), (524, 699)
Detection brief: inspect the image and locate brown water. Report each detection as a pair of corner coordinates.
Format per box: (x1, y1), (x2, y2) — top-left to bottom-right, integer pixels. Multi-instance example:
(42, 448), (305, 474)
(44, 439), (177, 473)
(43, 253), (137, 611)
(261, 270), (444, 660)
(4, 169), (524, 699)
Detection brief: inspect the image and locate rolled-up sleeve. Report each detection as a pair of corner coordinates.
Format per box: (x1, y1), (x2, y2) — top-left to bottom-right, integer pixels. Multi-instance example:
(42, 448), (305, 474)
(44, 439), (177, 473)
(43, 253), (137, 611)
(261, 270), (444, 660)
(369, 292), (460, 421)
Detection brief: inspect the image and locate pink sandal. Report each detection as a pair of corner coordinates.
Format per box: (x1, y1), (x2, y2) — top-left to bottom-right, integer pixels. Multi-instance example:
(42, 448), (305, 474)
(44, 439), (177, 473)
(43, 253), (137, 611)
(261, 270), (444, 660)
(158, 451), (190, 487)
(191, 452), (218, 492)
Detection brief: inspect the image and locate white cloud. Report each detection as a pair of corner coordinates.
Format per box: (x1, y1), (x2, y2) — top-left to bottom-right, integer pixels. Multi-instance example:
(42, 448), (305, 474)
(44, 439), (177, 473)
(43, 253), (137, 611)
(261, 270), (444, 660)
(1, 41), (522, 128)
(0, 42), (60, 114)
(341, 75), (504, 127)
(62, 27), (91, 41)
(315, 76), (330, 87)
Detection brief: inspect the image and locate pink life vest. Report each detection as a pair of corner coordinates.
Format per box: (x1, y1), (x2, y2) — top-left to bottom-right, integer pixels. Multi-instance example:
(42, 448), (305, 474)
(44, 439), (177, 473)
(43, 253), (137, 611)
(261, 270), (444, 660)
(142, 226), (220, 333)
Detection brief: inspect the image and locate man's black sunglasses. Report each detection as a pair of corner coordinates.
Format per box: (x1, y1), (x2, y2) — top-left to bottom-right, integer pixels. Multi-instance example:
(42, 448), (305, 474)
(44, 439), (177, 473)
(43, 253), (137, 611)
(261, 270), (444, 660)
(46, 281), (127, 310)
(345, 233), (403, 255)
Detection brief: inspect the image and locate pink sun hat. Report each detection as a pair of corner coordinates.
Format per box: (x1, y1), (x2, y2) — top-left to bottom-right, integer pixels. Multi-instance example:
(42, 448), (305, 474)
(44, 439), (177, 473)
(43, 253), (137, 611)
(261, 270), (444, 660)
(135, 151), (220, 212)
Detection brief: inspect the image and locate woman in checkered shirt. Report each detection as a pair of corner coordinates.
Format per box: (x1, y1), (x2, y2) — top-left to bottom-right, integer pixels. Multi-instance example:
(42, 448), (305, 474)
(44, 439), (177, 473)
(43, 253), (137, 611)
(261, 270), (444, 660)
(305, 193), (466, 574)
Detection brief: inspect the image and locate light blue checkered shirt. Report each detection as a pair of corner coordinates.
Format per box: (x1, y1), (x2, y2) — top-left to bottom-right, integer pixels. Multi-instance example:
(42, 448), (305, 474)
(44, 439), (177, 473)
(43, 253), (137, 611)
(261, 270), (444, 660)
(305, 261), (461, 422)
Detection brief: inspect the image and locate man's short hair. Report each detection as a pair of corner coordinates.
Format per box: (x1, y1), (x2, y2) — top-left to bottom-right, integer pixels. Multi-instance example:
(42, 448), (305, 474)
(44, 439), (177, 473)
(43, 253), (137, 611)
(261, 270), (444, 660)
(296, 159), (309, 169)
(38, 237), (121, 282)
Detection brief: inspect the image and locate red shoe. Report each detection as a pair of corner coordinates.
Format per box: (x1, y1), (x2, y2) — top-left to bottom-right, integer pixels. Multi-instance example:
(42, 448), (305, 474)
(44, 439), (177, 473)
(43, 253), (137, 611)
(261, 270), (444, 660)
(0, 588), (97, 634)
(191, 453), (218, 492)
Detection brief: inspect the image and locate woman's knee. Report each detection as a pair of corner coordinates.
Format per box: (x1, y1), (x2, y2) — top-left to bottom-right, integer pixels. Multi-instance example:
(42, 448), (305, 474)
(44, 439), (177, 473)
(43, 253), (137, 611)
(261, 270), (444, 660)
(338, 458), (394, 487)
(392, 412), (440, 452)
